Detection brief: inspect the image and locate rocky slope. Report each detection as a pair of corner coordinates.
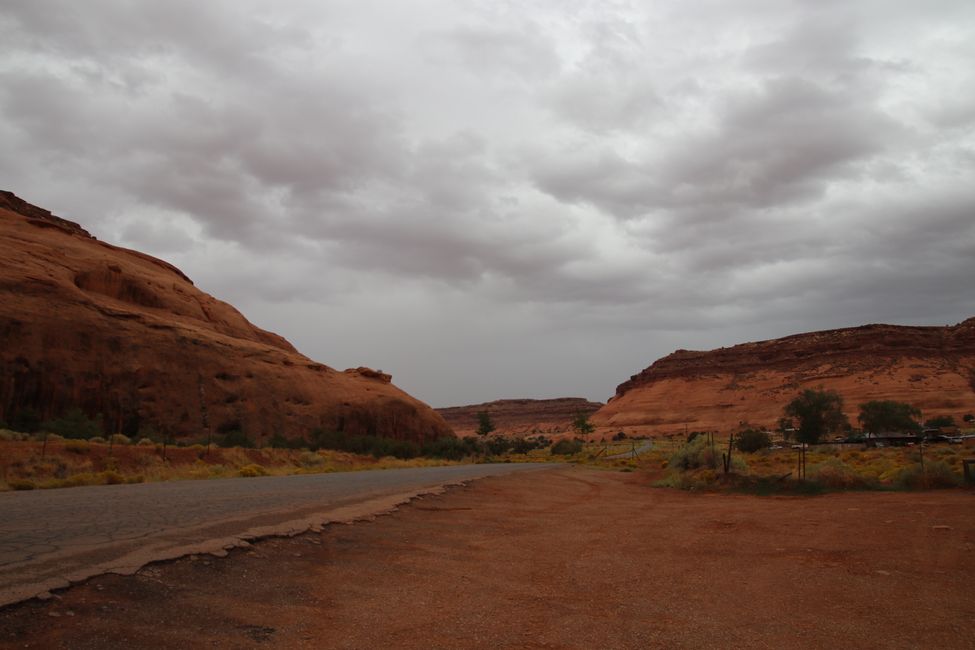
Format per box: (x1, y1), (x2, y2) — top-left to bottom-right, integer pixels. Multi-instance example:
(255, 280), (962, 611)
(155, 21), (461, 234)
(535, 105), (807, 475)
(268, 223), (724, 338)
(0, 191), (452, 443)
(593, 320), (975, 437)
(437, 398), (603, 437)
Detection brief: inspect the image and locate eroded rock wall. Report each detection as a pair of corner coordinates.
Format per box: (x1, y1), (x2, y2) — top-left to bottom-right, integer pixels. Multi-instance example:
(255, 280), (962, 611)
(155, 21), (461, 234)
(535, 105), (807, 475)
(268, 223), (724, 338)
(0, 192), (452, 443)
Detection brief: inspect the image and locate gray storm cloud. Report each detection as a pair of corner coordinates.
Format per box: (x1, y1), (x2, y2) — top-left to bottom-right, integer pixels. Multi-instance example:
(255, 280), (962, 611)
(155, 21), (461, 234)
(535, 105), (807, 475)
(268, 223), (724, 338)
(1, 0), (973, 406)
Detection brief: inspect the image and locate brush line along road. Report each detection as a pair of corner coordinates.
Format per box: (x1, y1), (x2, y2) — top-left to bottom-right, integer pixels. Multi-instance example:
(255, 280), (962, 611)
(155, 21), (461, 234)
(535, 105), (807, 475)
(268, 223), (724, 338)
(0, 463), (555, 607)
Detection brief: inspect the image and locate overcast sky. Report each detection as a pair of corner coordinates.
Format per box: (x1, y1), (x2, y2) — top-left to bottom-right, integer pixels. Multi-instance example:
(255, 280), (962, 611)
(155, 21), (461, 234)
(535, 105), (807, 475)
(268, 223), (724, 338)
(2, 1), (973, 407)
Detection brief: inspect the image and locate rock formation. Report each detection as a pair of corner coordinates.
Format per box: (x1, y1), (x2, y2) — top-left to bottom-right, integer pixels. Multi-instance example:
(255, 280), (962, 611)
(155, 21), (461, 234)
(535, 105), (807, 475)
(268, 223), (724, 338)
(437, 398), (603, 437)
(0, 191), (452, 443)
(593, 320), (975, 437)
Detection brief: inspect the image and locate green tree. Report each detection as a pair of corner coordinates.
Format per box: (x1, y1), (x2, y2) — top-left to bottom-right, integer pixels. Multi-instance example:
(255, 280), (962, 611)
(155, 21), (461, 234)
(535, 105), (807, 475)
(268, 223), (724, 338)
(784, 389), (848, 445)
(964, 414), (974, 424)
(42, 408), (103, 439)
(572, 412), (595, 437)
(923, 415), (955, 429)
(858, 400), (921, 433)
(475, 411), (495, 437)
(11, 407), (42, 433)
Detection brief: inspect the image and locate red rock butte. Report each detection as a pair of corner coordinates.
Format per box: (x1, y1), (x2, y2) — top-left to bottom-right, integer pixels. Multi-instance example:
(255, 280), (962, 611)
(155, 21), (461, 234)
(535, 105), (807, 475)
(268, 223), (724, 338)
(437, 398), (603, 437)
(592, 319), (975, 437)
(0, 191), (452, 443)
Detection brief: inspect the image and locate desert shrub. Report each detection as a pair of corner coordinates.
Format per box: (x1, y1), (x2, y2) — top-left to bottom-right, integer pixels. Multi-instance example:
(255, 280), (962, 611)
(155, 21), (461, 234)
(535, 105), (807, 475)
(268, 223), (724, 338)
(894, 461), (960, 489)
(551, 439), (584, 456)
(486, 436), (514, 455)
(269, 432), (306, 449)
(612, 431), (628, 441)
(88, 436), (106, 444)
(109, 434), (131, 445)
(9, 479), (36, 491)
(0, 429), (30, 441)
(238, 464), (268, 477)
(298, 451), (326, 468)
(809, 459), (875, 490)
(101, 470), (126, 485)
(137, 437), (155, 446)
(510, 437), (544, 454)
(669, 435), (716, 470)
(735, 429), (772, 453)
(63, 440), (90, 454)
(421, 436), (478, 460)
(310, 429), (419, 459)
(42, 408), (103, 439)
(924, 415), (955, 429)
(219, 430), (255, 449)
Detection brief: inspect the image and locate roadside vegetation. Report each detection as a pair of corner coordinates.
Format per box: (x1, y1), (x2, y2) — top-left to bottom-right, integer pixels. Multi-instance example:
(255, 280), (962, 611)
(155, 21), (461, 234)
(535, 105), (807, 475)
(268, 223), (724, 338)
(2, 397), (971, 493)
(650, 391), (975, 493)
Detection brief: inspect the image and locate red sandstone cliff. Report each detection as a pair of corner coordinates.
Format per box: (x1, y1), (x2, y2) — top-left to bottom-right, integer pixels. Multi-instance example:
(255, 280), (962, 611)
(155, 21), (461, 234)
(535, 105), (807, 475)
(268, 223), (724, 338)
(0, 191), (452, 442)
(593, 320), (975, 436)
(437, 398), (603, 437)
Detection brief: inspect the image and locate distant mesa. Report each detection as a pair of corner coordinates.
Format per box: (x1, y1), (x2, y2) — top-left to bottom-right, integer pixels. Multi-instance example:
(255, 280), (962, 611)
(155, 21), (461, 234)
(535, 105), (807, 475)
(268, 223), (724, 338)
(592, 319), (975, 437)
(437, 398), (603, 437)
(0, 191), (452, 443)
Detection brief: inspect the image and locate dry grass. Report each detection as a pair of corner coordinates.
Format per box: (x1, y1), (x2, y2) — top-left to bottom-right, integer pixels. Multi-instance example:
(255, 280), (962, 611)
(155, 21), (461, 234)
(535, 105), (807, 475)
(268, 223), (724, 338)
(0, 438), (459, 491)
(651, 434), (975, 491)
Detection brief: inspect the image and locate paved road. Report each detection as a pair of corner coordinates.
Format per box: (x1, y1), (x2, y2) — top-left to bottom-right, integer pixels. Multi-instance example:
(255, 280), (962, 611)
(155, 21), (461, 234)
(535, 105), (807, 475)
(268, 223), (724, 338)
(0, 464), (555, 607)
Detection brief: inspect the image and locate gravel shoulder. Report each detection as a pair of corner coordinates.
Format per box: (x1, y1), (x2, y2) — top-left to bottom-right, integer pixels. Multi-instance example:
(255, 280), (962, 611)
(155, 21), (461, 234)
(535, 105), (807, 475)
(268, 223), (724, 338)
(1, 466), (973, 649)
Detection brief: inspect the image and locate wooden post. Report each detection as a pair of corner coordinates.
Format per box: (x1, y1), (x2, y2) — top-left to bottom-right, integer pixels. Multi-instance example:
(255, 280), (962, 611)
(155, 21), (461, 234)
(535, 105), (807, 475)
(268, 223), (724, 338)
(722, 433), (734, 474)
(962, 459), (974, 484)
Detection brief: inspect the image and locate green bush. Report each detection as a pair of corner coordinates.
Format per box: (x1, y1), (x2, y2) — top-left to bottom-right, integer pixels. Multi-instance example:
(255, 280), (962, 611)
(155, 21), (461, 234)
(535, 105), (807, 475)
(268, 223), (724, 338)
(894, 461), (960, 489)
(42, 408), (103, 439)
(551, 439), (584, 456)
(421, 436), (479, 460)
(219, 430), (255, 449)
(809, 459), (875, 490)
(486, 436), (514, 455)
(309, 428), (419, 459)
(669, 436), (716, 470)
(735, 428), (772, 453)
(510, 437), (544, 454)
(269, 432), (306, 449)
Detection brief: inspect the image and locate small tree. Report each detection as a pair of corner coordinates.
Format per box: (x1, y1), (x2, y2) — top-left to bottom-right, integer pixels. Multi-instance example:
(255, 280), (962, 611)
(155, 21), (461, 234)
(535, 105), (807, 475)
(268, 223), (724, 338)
(784, 388), (848, 479)
(475, 411), (495, 437)
(572, 412), (595, 437)
(963, 414), (974, 424)
(858, 400), (921, 433)
(784, 389), (848, 445)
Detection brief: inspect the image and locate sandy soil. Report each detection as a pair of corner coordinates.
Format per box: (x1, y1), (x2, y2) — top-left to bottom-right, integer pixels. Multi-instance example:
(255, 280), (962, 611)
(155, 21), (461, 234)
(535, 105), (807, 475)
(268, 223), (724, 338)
(1, 467), (973, 649)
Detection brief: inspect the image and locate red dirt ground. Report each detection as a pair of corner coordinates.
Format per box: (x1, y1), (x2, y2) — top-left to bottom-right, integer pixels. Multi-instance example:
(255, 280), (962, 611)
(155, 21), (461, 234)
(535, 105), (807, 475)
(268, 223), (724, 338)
(1, 467), (973, 649)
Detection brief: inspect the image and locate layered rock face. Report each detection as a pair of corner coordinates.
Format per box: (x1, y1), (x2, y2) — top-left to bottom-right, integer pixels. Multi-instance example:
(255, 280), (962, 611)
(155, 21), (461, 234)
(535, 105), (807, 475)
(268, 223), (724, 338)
(593, 321), (975, 436)
(437, 398), (603, 437)
(0, 192), (452, 442)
